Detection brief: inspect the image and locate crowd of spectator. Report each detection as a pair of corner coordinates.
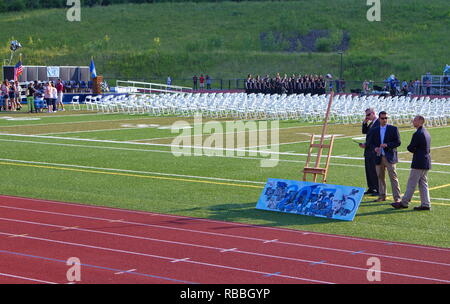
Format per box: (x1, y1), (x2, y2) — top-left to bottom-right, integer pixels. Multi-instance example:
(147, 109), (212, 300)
(364, 77), (434, 97)
(1, 80), (22, 111)
(192, 74), (212, 90)
(1, 80), (65, 113)
(244, 73), (327, 95)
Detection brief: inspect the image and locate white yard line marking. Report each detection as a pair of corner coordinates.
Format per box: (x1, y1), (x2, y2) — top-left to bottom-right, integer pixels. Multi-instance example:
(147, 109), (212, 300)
(1, 143), (449, 178)
(1, 133), (450, 167)
(398, 144), (450, 154)
(40, 127), (146, 136)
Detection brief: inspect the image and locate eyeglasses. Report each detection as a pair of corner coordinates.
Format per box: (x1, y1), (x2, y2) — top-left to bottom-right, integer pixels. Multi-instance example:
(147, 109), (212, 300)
(380, 117), (389, 120)
(365, 113), (371, 116)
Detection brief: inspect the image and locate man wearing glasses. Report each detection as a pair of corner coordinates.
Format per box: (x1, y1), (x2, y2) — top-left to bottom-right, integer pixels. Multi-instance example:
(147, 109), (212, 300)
(360, 108), (379, 196)
(368, 111), (402, 203)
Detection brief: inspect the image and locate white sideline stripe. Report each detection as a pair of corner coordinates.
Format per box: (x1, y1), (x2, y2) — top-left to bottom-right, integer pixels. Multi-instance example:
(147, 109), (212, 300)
(1, 140), (450, 176)
(1, 133), (450, 167)
(0, 272), (57, 284)
(250, 124), (450, 148)
(1, 158), (450, 192)
(2, 195), (450, 252)
(1, 206), (449, 270)
(0, 115), (158, 128)
(0, 216), (448, 283)
(398, 144), (450, 154)
(40, 126), (151, 136)
(0, 230), (331, 284)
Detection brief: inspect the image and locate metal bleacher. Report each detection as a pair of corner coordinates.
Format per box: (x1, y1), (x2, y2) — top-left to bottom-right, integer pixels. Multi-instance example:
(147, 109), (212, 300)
(115, 80), (193, 95)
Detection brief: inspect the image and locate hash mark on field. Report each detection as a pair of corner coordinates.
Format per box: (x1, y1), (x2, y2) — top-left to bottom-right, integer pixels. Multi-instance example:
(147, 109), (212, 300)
(170, 258), (190, 263)
(351, 250), (366, 255)
(61, 226), (79, 231)
(7, 234), (28, 238)
(114, 269), (137, 275)
(263, 239), (278, 244)
(108, 219), (124, 223)
(263, 271), (282, 277)
(220, 248), (237, 253)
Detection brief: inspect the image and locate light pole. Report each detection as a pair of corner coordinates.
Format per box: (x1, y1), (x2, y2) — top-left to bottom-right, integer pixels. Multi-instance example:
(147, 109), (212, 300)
(337, 51), (343, 93)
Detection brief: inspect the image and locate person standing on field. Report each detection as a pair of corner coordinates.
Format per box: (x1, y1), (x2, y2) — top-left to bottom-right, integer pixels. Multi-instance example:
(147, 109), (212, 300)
(56, 79), (65, 111)
(392, 115), (432, 211)
(368, 111), (402, 204)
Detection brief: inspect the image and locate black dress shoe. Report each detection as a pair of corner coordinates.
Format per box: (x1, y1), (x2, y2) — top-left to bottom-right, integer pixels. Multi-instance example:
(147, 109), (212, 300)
(364, 190), (377, 195)
(391, 202), (408, 209)
(413, 206), (431, 211)
(370, 192), (379, 196)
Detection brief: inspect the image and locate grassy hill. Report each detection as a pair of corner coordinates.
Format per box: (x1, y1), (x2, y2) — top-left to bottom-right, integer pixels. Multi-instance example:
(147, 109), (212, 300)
(1, 0), (449, 85)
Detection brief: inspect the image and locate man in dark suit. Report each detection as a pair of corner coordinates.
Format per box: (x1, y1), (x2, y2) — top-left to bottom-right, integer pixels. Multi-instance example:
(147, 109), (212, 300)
(392, 115), (431, 210)
(368, 111), (402, 203)
(360, 108), (379, 195)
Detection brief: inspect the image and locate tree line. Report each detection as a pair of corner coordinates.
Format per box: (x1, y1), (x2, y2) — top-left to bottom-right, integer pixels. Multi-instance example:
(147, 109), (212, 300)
(0, 0), (276, 13)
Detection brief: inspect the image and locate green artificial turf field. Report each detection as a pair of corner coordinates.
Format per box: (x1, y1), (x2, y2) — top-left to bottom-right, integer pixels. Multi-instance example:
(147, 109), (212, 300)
(0, 106), (449, 247)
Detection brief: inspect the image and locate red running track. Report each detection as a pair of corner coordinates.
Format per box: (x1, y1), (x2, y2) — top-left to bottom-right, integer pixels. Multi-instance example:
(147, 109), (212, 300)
(0, 195), (449, 284)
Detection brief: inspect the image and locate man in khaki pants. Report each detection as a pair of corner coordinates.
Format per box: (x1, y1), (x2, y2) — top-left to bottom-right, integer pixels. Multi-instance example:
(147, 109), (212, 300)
(392, 115), (431, 210)
(368, 111), (402, 203)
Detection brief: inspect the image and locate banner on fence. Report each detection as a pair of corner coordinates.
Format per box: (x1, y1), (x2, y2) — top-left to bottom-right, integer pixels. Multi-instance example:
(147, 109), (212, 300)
(256, 178), (365, 221)
(47, 66), (60, 78)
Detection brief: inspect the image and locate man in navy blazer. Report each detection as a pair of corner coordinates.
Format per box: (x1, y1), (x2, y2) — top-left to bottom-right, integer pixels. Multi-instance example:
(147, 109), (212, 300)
(392, 115), (432, 210)
(360, 108), (380, 195)
(368, 111), (402, 203)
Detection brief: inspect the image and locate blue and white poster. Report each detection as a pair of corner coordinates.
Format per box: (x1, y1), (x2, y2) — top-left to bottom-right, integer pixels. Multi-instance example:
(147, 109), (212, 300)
(47, 66), (60, 78)
(256, 178), (365, 221)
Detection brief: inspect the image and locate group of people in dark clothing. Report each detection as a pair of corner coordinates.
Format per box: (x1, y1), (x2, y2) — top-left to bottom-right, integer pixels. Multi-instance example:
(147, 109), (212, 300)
(245, 73), (327, 95)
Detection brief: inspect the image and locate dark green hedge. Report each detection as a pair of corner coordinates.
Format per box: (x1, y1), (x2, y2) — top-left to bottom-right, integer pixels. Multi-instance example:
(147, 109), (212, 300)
(0, 0), (274, 13)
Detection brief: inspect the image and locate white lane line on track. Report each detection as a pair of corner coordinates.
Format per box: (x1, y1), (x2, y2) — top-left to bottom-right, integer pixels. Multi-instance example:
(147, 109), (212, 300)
(0, 249), (195, 284)
(0, 272), (57, 284)
(5, 220), (446, 284)
(2, 194), (450, 252)
(1, 208), (449, 274)
(0, 230), (332, 284)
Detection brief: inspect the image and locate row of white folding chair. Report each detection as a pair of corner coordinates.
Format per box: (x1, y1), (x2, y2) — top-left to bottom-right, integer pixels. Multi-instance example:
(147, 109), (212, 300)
(82, 93), (449, 126)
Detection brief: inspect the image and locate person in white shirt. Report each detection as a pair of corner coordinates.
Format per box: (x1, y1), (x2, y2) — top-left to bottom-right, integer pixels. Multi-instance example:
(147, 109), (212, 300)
(44, 83), (52, 112)
(368, 111), (402, 203)
(50, 82), (58, 112)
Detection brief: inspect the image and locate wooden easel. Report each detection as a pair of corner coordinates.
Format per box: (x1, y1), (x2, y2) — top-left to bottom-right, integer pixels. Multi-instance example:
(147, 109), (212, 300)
(302, 91), (336, 183)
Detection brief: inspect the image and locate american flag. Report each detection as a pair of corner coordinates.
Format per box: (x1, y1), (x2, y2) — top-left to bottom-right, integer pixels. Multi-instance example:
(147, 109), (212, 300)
(14, 60), (23, 81)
